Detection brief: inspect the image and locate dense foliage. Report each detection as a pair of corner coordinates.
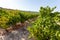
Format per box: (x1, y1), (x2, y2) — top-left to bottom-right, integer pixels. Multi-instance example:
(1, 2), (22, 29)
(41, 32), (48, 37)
(0, 7), (38, 29)
(28, 6), (60, 40)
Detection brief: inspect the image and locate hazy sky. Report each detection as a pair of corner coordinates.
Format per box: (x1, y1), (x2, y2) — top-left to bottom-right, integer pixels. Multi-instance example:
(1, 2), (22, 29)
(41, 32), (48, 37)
(0, 0), (60, 12)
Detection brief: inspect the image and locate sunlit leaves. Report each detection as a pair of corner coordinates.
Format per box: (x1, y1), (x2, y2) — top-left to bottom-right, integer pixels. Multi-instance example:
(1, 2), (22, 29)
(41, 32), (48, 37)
(0, 7), (38, 29)
(28, 6), (60, 40)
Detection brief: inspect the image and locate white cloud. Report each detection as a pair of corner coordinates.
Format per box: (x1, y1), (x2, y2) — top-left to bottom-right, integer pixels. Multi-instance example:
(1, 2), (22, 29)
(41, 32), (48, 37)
(0, 0), (39, 11)
(0, 0), (18, 9)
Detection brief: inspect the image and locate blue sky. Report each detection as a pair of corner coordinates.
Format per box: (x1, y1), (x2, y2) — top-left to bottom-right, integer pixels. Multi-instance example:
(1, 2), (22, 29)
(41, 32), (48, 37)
(0, 0), (60, 12)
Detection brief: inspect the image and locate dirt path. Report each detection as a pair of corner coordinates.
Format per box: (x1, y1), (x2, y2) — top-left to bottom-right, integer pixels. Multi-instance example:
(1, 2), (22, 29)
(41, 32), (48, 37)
(0, 17), (37, 40)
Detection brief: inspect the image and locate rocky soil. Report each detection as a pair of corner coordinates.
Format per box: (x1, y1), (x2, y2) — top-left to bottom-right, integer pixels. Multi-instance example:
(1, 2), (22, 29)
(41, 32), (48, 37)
(0, 18), (36, 40)
(0, 27), (33, 40)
